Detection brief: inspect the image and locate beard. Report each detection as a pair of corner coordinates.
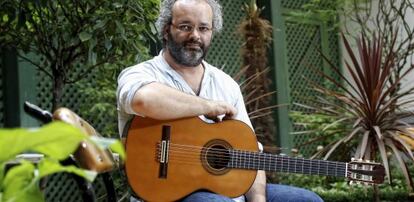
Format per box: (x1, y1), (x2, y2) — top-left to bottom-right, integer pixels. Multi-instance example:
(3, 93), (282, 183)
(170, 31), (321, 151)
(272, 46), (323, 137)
(166, 32), (210, 67)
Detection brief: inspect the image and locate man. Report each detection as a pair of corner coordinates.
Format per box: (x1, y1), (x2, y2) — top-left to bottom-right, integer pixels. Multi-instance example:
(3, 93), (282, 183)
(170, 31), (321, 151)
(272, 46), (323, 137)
(117, 0), (323, 201)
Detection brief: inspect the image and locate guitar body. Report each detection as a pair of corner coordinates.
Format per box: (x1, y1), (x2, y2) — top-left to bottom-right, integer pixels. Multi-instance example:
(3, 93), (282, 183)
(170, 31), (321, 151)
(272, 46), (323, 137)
(125, 116), (258, 202)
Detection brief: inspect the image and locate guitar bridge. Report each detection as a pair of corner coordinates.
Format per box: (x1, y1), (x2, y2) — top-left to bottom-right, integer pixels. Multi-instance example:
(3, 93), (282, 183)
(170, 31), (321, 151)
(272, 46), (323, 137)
(158, 125), (170, 179)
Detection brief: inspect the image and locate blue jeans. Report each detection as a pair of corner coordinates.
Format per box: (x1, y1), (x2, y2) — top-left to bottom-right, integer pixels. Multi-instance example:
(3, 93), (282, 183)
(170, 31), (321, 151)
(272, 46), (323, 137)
(180, 184), (323, 202)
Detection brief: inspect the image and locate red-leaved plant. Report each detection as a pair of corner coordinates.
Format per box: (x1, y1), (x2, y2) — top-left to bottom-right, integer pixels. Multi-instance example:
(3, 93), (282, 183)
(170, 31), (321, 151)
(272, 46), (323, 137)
(297, 32), (414, 190)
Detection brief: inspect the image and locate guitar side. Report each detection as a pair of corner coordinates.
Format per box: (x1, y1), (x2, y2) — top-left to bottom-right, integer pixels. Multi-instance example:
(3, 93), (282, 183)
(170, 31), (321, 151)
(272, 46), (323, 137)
(125, 116), (259, 202)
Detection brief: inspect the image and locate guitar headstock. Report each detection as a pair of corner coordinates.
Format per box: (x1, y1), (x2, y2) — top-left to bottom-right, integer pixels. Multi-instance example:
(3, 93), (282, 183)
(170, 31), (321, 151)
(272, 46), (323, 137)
(346, 158), (385, 185)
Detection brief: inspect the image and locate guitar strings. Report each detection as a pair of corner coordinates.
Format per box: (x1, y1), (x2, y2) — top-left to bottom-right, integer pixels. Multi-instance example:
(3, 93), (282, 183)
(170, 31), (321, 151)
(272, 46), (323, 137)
(165, 152), (348, 176)
(165, 143), (346, 168)
(159, 143), (349, 176)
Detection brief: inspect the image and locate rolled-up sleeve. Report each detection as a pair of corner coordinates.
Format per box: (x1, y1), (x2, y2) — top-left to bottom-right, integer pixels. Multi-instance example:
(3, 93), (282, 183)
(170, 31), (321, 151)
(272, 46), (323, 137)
(117, 64), (158, 115)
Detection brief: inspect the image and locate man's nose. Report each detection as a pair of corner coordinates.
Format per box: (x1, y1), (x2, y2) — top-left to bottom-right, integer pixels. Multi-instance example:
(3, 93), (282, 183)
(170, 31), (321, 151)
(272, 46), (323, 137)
(189, 28), (201, 40)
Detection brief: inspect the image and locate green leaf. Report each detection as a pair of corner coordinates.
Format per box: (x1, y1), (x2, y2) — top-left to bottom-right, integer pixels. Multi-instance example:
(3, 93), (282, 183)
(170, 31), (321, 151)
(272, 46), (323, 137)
(79, 31), (92, 42)
(2, 161), (44, 202)
(93, 20), (107, 30)
(38, 158), (97, 182)
(89, 136), (125, 160)
(104, 39), (112, 51)
(112, 2), (123, 8)
(115, 20), (125, 36)
(2, 14), (9, 22)
(0, 122), (87, 163)
(0, 162), (4, 186)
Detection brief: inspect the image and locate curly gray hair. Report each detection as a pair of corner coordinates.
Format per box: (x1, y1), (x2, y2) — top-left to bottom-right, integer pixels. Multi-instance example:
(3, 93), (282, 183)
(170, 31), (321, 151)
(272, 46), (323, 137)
(155, 0), (223, 40)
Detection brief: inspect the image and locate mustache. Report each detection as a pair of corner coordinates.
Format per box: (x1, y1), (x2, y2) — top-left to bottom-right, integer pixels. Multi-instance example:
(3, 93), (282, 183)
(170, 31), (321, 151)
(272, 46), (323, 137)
(184, 40), (203, 48)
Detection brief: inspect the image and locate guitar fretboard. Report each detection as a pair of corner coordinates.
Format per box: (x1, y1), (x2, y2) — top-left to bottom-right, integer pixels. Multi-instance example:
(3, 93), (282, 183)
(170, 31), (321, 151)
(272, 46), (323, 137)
(228, 150), (347, 177)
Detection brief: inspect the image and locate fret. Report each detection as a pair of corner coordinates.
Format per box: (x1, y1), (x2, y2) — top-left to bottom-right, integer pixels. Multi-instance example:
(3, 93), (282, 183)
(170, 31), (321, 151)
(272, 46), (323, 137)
(333, 162), (338, 176)
(247, 151), (251, 169)
(326, 161), (330, 175)
(274, 155), (277, 172)
(310, 159), (314, 175)
(301, 158), (304, 174)
(267, 153), (271, 171)
(251, 151), (254, 169)
(236, 150), (239, 168)
(252, 152), (256, 169)
(280, 156), (283, 172)
(254, 152), (257, 170)
(246, 151), (249, 169)
(260, 153), (263, 170)
(329, 161), (334, 176)
(233, 150), (237, 168)
(321, 160), (325, 175)
(254, 153), (257, 170)
(232, 150), (238, 168)
(317, 160), (321, 175)
(258, 153), (262, 170)
(287, 155), (290, 173)
(293, 158), (297, 173)
(229, 150), (233, 167)
(242, 150), (245, 169)
(335, 161), (338, 176)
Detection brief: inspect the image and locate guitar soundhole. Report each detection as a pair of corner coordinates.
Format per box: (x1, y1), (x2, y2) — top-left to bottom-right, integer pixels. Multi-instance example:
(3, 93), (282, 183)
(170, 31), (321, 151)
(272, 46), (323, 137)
(206, 145), (230, 170)
(201, 139), (232, 175)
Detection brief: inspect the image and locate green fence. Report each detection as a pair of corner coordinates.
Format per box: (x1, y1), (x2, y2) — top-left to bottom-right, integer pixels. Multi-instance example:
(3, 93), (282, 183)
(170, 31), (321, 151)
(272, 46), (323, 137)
(206, 0), (245, 76)
(269, 0), (340, 155)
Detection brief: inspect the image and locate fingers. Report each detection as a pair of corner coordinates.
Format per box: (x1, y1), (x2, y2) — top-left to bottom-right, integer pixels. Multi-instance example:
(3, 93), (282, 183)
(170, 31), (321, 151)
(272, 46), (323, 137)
(204, 115), (221, 122)
(205, 100), (237, 122)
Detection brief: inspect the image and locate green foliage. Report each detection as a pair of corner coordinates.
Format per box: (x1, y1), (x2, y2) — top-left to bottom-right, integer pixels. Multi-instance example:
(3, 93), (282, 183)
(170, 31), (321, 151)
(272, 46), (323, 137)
(285, 0), (365, 28)
(77, 0), (160, 138)
(0, 122), (125, 202)
(285, 0), (342, 27)
(290, 111), (353, 160)
(0, 0), (159, 109)
(291, 111), (349, 137)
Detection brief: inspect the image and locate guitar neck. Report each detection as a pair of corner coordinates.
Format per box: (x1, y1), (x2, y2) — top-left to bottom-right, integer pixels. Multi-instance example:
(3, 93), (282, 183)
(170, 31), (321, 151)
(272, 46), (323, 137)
(228, 150), (347, 177)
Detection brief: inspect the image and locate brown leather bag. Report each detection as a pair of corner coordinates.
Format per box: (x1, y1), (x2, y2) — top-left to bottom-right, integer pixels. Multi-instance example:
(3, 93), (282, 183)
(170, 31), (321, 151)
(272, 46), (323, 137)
(53, 108), (115, 173)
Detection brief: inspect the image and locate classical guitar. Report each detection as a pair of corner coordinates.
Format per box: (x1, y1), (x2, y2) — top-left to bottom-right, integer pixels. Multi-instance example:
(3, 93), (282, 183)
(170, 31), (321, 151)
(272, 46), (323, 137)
(125, 116), (385, 202)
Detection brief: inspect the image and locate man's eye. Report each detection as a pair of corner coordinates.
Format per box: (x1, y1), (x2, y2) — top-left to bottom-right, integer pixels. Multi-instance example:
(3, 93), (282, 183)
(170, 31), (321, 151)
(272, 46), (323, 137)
(179, 25), (192, 32)
(198, 27), (210, 32)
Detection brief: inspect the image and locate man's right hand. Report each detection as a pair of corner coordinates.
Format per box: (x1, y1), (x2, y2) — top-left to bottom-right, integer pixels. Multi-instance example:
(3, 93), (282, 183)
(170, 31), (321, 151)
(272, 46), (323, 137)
(204, 100), (237, 122)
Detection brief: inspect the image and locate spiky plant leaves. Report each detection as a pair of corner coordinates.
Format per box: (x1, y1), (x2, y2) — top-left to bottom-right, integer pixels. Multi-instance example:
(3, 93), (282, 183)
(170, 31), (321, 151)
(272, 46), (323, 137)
(237, 1), (275, 146)
(295, 32), (414, 190)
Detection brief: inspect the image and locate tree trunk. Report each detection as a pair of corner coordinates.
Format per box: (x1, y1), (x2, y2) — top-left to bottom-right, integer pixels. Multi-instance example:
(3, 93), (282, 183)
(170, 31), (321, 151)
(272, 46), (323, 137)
(373, 184), (380, 202)
(52, 73), (64, 112)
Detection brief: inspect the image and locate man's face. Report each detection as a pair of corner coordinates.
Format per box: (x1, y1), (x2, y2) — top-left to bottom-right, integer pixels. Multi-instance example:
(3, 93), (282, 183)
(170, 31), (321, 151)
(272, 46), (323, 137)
(165, 0), (213, 67)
